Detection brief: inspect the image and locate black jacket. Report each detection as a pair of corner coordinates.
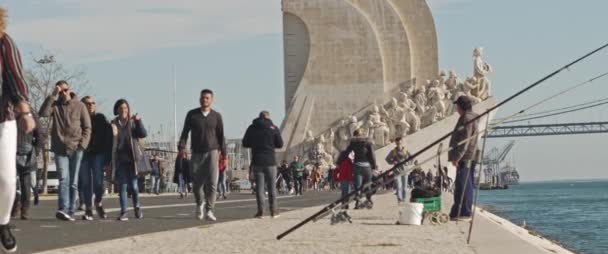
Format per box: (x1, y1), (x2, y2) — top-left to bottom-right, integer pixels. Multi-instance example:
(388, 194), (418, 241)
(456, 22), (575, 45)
(242, 117), (284, 167)
(86, 112), (112, 160)
(345, 137), (377, 169)
(173, 158), (191, 184)
(178, 109), (225, 154)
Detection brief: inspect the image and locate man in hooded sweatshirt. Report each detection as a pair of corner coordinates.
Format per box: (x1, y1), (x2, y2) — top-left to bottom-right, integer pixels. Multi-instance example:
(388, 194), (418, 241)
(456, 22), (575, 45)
(242, 111), (284, 219)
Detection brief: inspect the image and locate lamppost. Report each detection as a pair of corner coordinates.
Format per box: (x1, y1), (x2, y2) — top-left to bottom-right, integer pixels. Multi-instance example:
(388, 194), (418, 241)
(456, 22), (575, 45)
(37, 55), (55, 195)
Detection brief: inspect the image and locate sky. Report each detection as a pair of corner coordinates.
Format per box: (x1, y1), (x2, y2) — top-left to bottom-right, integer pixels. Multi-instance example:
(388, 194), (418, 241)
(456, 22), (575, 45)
(3, 0), (608, 181)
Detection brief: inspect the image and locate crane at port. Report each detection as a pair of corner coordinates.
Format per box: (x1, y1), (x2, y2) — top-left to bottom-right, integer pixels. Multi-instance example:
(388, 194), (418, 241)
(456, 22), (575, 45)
(480, 140), (515, 189)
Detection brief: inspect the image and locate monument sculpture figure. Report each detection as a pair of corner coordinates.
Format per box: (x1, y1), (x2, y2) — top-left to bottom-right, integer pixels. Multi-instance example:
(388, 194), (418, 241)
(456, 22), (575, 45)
(414, 86), (427, 116)
(398, 92), (416, 110)
(473, 47), (492, 100)
(367, 104), (390, 147)
(404, 106), (421, 134)
(348, 115), (363, 138)
(335, 118), (350, 151)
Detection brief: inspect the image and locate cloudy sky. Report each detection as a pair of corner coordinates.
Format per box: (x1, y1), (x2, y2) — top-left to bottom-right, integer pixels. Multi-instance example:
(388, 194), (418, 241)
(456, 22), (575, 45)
(3, 0), (608, 181)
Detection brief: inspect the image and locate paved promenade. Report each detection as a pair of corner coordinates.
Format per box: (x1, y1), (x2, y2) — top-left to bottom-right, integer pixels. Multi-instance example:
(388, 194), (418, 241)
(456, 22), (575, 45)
(38, 192), (574, 254)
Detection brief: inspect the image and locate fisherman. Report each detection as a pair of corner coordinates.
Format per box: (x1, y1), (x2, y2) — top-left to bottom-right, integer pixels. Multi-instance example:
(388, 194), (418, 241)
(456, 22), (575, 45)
(448, 96), (479, 221)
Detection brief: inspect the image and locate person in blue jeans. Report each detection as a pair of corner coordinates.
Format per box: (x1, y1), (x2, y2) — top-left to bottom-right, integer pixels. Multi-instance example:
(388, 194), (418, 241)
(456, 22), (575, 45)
(344, 129), (377, 209)
(448, 96), (479, 221)
(385, 137), (411, 204)
(149, 154), (164, 195)
(39, 81), (92, 221)
(78, 96), (112, 221)
(110, 99), (148, 221)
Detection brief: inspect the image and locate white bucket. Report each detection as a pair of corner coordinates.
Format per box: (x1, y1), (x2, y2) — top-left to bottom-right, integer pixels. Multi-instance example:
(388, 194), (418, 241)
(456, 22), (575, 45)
(398, 202), (424, 226)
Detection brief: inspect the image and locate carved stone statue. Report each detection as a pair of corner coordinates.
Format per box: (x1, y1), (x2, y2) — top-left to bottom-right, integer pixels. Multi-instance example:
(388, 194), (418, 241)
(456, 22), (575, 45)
(367, 104), (390, 147)
(306, 135), (334, 171)
(438, 70), (448, 93)
(414, 86), (427, 116)
(428, 80), (444, 103)
(404, 106), (420, 134)
(445, 70), (460, 92)
(302, 130), (315, 156)
(393, 113), (410, 140)
(335, 118), (350, 151)
(473, 47), (492, 100)
(445, 70), (460, 100)
(325, 128), (338, 162)
(463, 77), (482, 105)
(348, 115), (363, 137)
(398, 92), (416, 110)
(428, 92), (446, 121)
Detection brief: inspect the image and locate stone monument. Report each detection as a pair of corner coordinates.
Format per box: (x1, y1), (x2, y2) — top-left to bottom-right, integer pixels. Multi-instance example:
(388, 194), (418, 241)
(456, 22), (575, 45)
(280, 0), (439, 160)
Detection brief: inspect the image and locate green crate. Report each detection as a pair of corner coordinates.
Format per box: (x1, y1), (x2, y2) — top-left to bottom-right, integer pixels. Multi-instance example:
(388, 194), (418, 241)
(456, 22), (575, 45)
(415, 196), (442, 212)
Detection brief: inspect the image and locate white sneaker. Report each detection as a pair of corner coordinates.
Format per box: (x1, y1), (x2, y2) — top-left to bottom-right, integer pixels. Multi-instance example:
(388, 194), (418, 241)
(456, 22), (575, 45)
(205, 210), (217, 222)
(289, 189), (294, 195)
(196, 205), (204, 220)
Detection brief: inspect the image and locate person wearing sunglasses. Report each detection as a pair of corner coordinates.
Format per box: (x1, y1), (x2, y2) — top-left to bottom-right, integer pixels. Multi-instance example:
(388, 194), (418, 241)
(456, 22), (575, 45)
(78, 96), (112, 221)
(39, 80), (92, 222)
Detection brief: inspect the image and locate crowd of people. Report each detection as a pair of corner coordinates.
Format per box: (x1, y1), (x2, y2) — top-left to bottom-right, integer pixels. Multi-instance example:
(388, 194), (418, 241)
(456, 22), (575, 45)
(0, 6), (480, 253)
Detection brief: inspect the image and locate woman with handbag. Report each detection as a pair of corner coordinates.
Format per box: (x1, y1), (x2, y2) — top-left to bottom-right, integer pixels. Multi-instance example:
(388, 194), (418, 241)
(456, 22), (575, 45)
(110, 99), (148, 221)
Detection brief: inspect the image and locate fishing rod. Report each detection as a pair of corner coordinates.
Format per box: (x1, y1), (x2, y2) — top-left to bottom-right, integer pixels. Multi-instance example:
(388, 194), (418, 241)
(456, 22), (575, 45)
(468, 112), (491, 243)
(312, 78), (602, 227)
(502, 99), (608, 124)
(276, 42), (608, 240)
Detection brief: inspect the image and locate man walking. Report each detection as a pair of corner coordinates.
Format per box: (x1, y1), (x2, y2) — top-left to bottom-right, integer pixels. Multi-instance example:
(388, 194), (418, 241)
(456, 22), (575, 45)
(242, 111), (284, 219)
(289, 156), (304, 196)
(0, 9), (36, 251)
(149, 154), (164, 195)
(448, 96), (479, 221)
(178, 89), (225, 221)
(40, 80), (91, 221)
(278, 160), (292, 194)
(385, 137), (411, 204)
(78, 96), (111, 220)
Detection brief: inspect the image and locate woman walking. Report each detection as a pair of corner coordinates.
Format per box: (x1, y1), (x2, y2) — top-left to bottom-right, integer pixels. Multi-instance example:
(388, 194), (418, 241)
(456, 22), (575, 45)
(110, 99), (148, 221)
(344, 129), (377, 209)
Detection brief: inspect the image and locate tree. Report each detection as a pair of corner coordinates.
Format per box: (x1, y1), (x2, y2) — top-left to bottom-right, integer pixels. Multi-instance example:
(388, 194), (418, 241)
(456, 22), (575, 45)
(25, 50), (89, 194)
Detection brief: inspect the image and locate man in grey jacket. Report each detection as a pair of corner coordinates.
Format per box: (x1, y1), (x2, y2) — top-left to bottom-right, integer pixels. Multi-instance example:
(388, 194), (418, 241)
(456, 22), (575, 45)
(448, 95), (479, 221)
(39, 80), (91, 221)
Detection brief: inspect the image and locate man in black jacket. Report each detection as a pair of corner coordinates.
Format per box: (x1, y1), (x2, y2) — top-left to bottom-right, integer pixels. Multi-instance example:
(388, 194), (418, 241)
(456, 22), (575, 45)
(78, 96), (112, 221)
(242, 111), (283, 219)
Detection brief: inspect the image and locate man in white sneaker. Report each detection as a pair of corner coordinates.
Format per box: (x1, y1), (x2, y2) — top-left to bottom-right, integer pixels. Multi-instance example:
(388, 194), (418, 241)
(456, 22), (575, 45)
(178, 89), (225, 221)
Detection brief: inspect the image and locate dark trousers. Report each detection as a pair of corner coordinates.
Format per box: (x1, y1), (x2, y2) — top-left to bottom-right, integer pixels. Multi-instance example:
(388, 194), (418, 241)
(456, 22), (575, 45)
(18, 171), (33, 210)
(450, 160), (475, 218)
(294, 176), (303, 195)
(354, 163), (372, 202)
(284, 177), (292, 191)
